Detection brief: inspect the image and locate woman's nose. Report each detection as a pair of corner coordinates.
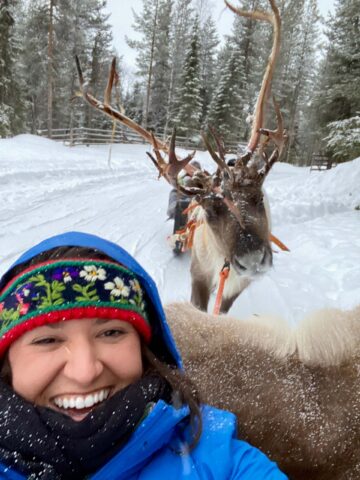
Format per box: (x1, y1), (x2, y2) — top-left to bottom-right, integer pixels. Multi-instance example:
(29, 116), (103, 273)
(63, 340), (103, 386)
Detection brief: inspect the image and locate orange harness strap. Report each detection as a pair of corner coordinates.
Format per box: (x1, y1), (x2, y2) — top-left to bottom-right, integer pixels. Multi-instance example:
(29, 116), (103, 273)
(175, 200), (203, 252)
(185, 221), (198, 249)
(182, 202), (199, 215)
(270, 233), (290, 252)
(213, 261), (230, 315)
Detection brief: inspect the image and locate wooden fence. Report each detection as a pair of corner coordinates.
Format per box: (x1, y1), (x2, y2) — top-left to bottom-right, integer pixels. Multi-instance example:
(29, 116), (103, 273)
(310, 153), (337, 171)
(37, 126), (246, 153)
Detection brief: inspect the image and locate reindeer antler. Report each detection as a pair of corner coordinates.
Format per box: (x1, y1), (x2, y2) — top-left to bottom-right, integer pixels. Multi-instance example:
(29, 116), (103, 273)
(225, 0), (286, 166)
(146, 128), (196, 186)
(75, 56), (198, 186)
(75, 57), (168, 152)
(201, 127), (233, 179)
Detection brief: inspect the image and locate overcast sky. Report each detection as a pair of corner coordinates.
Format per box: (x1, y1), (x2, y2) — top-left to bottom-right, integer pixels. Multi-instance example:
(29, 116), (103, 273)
(104, 0), (335, 71)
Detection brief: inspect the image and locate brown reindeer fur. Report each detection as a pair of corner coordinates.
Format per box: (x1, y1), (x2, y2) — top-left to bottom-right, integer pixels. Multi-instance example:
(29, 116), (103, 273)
(165, 302), (360, 480)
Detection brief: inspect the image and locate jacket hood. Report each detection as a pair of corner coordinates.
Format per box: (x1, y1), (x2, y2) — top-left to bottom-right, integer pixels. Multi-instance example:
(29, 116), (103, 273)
(0, 231), (182, 368)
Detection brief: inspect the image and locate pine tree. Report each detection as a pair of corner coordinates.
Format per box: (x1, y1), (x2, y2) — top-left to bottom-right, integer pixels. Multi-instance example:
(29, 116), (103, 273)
(276, 0), (321, 164)
(18, 0), (113, 133)
(174, 18), (203, 140)
(149, 0), (173, 131)
(127, 0), (161, 128)
(206, 44), (246, 142)
(315, 0), (360, 126)
(163, 0), (194, 136)
(84, 0), (113, 129)
(53, 0), (91, 131)
(198, 14), (219, 126)
(17, 0), (48, 132)
(124, 81), (143, 125)
(0, 0), (25, 136)
(205, 1), (268, 143)
(311, 0), (360, 161)
(269, 0), (305, 163)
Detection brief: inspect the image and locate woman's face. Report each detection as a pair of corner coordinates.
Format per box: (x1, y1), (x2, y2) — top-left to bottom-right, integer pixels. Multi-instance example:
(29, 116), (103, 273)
(8, 318), (143, 421)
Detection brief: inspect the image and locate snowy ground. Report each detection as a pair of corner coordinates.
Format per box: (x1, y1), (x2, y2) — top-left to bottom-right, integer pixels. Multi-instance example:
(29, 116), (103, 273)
(0, 134), (359, 325)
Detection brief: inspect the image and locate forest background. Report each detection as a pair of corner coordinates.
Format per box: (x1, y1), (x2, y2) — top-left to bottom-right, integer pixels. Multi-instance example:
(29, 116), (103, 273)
(0, 0), (359, 165)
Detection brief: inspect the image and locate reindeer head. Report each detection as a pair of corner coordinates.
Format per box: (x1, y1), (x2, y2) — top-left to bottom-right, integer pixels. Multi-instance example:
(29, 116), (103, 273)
(190, 129), (276, 276)
(201, 192), (272, 276)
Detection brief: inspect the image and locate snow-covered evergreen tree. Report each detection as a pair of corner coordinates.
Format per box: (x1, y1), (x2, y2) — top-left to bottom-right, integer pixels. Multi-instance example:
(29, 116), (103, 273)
(275, 0), (321, 164)
(124, 81), (144, 126)
(324, 116), (360, 161)
(315, 0), (360, 126)
(149, 0), (173, 131)
(17, 0), (113, 133)
(198, 14), (219, 126)
(163, 0), (194, 136)
(127, 0), (161, 128)
(0, 0), (25, 137)
(231, 0), (269, 134)
(17, 0), (48, 132)
(206, 43), (246, 141)
(310, 0), (360, 161)
(84, 0), (113, 129)
(53, 0), (93, 131)
(207, 1), (270, 143)
(174, 17), (203, 140)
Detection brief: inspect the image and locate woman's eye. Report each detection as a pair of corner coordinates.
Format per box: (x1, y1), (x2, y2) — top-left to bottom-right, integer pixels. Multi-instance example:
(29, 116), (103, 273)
(100, 329), (125, 338)
(31, 337), (60, 345)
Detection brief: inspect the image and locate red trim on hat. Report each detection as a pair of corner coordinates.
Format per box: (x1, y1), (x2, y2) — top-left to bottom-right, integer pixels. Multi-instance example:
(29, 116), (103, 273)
(0, 306), (151, 357)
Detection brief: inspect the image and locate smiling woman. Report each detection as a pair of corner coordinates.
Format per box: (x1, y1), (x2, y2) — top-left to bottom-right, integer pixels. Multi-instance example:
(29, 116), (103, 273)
(8, 318), (143, 422)
(0, 232), (287, 479)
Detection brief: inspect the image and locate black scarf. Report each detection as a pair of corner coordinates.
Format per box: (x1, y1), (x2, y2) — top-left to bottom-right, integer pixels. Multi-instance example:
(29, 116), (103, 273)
(0, 375), (171, 479)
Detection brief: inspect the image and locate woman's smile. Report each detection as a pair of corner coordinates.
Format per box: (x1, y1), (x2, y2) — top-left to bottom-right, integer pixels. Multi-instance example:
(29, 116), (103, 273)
(51, 387), (112, 420)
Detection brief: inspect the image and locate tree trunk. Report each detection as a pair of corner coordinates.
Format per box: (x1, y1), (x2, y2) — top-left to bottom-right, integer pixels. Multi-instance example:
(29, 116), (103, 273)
(47, 0), (54, 138)
(144, 0), (159, 129)
(285, 19), (310, 164)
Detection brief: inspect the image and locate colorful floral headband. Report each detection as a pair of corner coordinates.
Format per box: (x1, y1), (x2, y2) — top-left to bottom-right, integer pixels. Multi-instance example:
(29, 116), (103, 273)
(0, 259), (150, 356)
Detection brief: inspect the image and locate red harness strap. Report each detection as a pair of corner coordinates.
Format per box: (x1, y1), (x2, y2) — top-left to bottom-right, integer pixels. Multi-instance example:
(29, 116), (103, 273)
(213, 261), (231, 315)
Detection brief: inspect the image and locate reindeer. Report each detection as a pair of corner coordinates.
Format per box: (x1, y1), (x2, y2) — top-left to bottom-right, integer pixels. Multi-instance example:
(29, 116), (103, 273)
(75, 0), (287, 314)
(166, 301), (360, 480)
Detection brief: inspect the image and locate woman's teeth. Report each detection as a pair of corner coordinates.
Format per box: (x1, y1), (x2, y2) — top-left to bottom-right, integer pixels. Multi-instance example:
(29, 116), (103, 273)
(53, 388), (110, 410)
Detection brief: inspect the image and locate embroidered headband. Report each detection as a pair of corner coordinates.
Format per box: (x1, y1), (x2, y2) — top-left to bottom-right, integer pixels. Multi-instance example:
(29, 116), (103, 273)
(0, 259), (151, 356)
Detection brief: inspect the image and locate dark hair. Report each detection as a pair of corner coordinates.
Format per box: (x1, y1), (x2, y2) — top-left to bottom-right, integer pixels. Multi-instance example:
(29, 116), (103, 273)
(0, 355), (11, 384)
(142, 344), (202, 448)
(1, 245), (203, 447)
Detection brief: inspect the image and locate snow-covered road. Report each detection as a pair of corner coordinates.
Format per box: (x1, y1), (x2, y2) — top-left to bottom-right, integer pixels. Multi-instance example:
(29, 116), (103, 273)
(0, 135), (359, 324)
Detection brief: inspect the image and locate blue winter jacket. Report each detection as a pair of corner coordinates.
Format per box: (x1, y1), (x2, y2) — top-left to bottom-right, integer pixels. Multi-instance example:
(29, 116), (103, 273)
(0, 232), (287, 479)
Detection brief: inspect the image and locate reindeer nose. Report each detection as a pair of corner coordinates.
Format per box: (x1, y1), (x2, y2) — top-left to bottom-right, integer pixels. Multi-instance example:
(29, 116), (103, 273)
(261, 247), (273, 268)
(233, 246), (272, 275)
